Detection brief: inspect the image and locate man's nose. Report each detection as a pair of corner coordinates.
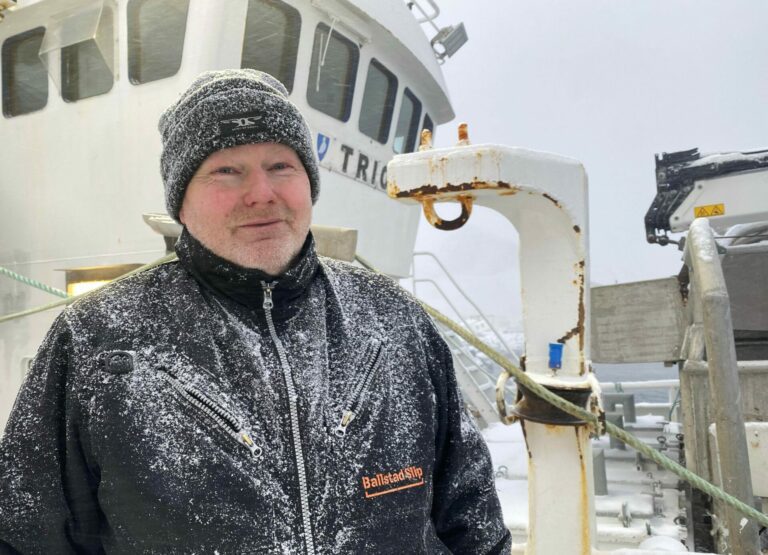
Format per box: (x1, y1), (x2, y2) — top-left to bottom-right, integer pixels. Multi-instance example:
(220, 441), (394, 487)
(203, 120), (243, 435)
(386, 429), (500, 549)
(242, 169), (277, 205)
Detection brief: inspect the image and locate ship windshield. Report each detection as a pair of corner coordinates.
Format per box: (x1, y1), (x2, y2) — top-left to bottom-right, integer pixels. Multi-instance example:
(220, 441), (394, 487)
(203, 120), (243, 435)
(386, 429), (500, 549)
(128, 0), (190, 84)
(393, 88), (422, 154)
(307, 24), (359, 121)
(241, 0), (300, 93)
(359, 59), (398, 144)
(2, 27), (48, 117)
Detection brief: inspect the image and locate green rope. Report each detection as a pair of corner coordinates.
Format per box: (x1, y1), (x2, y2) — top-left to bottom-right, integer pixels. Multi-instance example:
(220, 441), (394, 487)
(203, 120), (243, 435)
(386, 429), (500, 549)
(356, 254), (768, 530)
(4, 250), (767, 528)
(0, 266), (68, 298)
(0, 253), (178, 324)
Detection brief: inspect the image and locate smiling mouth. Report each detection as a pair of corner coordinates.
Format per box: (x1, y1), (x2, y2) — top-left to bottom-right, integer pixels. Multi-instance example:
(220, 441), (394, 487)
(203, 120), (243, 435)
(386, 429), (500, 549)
(239, 219), (283, 228)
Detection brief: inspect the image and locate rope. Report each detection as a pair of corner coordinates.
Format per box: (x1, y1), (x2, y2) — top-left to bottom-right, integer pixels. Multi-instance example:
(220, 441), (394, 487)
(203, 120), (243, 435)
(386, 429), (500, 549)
(0, 253), (178, 324)
(355, 254), (768, 530)
(0, 266), (68, 298)
(4, 250), (767, 528)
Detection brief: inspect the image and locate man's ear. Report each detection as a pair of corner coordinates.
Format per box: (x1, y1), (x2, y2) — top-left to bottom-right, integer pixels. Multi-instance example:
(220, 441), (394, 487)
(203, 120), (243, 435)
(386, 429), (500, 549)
(178, 204), (186, 224)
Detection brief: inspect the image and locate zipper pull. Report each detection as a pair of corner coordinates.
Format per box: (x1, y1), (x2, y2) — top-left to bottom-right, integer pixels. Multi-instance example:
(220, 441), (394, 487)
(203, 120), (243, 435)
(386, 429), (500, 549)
(260, 281), (277, 310)
(239, 431), (262, 457)
(333, 410), (356, 438)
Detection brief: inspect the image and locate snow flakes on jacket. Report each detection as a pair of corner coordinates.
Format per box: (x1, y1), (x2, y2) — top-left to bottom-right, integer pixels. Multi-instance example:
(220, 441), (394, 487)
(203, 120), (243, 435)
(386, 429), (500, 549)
(0, 233), (510, 554)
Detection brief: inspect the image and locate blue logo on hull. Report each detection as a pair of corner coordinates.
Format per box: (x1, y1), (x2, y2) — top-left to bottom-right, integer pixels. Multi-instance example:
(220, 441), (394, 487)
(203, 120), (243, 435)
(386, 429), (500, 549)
(317, 133), (330, 161)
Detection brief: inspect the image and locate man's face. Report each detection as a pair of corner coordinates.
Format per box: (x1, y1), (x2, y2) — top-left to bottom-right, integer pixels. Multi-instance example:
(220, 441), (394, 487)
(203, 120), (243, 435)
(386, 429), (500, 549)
(179, 142), (312, 274)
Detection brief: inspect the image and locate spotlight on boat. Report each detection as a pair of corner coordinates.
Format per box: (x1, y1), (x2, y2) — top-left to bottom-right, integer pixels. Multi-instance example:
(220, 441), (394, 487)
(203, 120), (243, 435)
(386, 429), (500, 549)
(431, 23), (468, 60)
(61, 264), (143, 296)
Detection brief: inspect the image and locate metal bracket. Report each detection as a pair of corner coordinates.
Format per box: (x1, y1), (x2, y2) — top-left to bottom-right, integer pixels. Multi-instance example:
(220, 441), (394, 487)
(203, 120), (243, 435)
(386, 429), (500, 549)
(421, 195), (473, 230)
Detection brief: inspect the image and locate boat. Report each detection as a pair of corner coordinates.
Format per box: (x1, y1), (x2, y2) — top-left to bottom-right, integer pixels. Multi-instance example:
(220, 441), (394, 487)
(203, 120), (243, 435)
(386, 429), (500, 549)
(1, 1), (767, 553)
(0, 0), (463, 425)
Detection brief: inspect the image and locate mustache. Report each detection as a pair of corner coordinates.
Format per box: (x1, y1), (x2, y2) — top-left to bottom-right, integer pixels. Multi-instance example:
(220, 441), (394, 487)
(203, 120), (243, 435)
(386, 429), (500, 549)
(228, 206), (293, 225)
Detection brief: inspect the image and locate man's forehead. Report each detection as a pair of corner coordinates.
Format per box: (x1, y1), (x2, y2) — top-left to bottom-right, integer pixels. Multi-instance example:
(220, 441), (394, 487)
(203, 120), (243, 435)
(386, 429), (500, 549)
(203, 142), (299, 162)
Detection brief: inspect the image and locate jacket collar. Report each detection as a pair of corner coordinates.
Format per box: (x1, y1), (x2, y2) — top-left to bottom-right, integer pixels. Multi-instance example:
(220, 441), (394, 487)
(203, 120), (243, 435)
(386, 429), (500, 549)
(175, 227), (319, 314)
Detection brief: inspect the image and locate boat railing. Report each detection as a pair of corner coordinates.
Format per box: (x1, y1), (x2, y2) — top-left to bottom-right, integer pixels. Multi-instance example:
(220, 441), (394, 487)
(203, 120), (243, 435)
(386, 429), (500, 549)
(406, 1), (468, 61)
(404, 250), (519, 426)
(600, 379), (680, 421)
(411, 251), (519, 362)
(407, 0), (440, 27)
(438, 324), (507, 426)
(682, 217), (761, 553)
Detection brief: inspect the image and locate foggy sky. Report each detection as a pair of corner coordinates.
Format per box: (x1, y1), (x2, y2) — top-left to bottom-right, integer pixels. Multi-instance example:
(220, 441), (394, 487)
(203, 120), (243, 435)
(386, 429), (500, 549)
(413, 0), (768, 324)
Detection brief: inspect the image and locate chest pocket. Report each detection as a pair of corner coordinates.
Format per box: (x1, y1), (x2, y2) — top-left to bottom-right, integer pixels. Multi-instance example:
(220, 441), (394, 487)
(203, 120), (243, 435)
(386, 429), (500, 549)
(330, 339), (387, 438)
(159, 367), (262, 459)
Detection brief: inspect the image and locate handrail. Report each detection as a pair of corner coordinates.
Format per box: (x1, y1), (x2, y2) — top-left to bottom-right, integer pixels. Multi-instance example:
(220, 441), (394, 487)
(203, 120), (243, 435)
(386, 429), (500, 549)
(600, 379), (679, 391)
(412, 277), (475, 332)
(438, 321), (511, 386)
(413, 251), (519, 362)
(439, 328), (499, 423)
(408, 0), (440, 29)
(684, 218), (761, 552)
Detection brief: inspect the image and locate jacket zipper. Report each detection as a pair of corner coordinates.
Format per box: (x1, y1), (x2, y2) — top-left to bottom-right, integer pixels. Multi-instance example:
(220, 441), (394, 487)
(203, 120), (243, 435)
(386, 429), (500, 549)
(261, 281), (316, 555)
(160, 369), (261, 457)
(333, 341), (384, 438)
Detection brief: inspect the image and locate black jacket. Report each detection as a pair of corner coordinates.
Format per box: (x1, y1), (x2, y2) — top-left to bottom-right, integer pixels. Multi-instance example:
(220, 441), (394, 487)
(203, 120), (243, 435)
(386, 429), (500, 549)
(0, 232), (511, 554)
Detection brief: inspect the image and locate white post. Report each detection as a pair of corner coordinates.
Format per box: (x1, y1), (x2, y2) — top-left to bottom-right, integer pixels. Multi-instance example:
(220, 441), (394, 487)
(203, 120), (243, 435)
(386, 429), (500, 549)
(388, 132), (596, 554)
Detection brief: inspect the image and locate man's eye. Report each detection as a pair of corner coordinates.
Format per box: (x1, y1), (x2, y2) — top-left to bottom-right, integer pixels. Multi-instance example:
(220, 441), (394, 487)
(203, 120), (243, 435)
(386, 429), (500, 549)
(213, 167), (237, 175)
(270, 162), (293, 172)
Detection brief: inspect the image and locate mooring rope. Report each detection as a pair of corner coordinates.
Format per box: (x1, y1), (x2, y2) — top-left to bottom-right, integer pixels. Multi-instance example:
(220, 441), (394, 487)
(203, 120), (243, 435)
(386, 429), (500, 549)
(0, 253), (177, 324)
(0, 266), (68, 299)
(2, 249), (767, 529)
(355, 254), (768, 530)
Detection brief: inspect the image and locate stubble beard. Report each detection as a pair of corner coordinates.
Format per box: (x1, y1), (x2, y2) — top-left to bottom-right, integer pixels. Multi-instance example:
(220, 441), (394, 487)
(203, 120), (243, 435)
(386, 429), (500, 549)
(184, 200), (311, 275)
(227, 231), (306, 275)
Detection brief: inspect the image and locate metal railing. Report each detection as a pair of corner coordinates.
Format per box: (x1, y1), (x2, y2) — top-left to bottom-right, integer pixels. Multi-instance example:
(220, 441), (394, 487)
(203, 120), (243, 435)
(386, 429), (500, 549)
(684, 218), (761, 554)
(411, 251), (519, 362)
(405, 250), (520, 425)
(407, 0), (440, 27)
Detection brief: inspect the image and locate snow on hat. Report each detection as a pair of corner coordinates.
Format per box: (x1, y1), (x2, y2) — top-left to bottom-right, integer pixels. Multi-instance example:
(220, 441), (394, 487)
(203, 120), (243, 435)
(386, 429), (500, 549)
(159, 68), (320, 221)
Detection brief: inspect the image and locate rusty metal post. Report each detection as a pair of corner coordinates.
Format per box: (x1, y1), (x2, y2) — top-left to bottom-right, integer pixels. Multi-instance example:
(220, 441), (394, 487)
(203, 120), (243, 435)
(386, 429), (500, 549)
(387, 127), (598, 554)
(685, 218), (761, 554)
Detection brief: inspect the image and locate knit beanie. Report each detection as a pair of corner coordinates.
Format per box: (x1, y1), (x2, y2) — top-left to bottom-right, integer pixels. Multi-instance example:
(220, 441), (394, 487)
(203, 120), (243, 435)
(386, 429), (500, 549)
(159, 69), (320, 221)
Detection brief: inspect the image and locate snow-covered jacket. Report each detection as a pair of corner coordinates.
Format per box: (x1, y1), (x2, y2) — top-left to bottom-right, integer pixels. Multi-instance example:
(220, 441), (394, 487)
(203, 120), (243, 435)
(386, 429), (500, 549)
(0, 231), (511, 554)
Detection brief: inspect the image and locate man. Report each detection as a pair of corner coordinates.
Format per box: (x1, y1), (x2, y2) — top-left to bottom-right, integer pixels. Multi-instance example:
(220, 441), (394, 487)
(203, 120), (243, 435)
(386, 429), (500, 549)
(0, 69), (510, 554)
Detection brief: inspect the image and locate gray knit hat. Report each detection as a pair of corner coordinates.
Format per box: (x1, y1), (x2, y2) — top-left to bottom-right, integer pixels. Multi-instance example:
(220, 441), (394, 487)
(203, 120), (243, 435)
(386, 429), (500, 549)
(159, 69), (320, 221)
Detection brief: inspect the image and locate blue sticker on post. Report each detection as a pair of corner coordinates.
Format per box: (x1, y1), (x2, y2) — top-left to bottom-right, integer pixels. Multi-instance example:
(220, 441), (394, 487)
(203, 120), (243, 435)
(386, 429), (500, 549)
(548, 343), (563, 370)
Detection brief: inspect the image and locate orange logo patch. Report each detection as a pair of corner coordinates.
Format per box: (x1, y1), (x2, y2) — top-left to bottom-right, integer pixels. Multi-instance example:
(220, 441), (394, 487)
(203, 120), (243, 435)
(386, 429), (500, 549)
(361, 466), (424, 498)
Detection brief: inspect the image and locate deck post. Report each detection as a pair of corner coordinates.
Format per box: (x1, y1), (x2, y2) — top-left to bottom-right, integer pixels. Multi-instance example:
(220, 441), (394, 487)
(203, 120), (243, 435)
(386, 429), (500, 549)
(388, 132), (597, 554)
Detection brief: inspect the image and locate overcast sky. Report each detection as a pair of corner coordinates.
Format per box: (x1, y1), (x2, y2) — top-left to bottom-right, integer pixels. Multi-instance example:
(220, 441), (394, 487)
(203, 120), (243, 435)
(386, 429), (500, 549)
(411, 0), (768, 325)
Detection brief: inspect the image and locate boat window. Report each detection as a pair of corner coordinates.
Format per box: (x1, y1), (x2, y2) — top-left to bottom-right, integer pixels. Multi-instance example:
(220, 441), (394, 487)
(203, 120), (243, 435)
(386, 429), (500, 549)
(359, 59), (398, 144)
(241, 0), (300, 93)
(128, 0), (190, 84)
(2, 27), (48, 117)
(307, 23), (359, 121)
(61, 4), (115, 102)
(393, 88), (421, 154)
(423, 113), (434, 136)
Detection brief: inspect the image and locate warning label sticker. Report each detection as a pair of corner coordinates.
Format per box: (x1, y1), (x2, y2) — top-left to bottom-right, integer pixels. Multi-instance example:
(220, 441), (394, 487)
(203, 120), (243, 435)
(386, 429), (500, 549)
(694, 203), (725, 218)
